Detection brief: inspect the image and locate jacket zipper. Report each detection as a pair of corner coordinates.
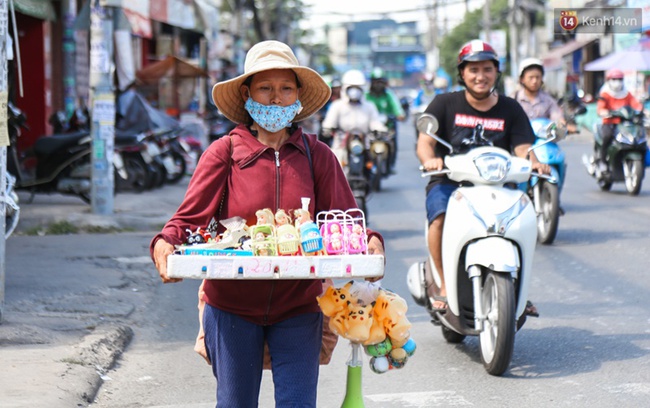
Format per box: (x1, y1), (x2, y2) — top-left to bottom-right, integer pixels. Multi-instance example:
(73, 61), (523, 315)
(264, 150), (282, 324)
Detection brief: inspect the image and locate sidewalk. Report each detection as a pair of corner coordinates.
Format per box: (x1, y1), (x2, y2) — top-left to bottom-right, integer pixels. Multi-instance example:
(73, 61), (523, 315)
(0, 179), (189, 407)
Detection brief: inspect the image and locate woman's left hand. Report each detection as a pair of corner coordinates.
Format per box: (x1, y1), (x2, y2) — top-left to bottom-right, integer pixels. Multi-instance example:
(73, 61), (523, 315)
(366, 236), (385, 282)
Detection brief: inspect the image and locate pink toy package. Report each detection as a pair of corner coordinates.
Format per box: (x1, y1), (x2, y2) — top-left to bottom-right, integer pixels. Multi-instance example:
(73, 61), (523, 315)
(346, 222), (367, 254)
(321, 221), (346, 255)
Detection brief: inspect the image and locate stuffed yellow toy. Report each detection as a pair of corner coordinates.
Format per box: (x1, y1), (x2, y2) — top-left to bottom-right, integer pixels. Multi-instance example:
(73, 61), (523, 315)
(343, 302), (375, 343)
(317, 280), (353, 316)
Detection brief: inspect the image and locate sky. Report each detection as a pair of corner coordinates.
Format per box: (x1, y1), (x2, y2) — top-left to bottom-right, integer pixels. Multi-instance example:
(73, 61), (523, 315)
(300, 0), (484, 36)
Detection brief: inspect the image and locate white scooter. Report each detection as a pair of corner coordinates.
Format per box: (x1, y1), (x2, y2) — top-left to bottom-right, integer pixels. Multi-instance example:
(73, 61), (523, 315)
(407, 114), (545, 376)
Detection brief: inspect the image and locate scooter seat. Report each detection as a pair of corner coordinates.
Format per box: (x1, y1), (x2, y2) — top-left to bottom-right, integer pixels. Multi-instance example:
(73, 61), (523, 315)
(33, 130), (91, 157)
(114, 129), (145, 146)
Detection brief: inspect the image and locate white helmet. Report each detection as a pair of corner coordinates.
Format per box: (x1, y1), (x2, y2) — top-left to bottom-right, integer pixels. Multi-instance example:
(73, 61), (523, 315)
(519, 58), (544, 78)
(341, 69), (367, 87)
(433, 77), (448, 89)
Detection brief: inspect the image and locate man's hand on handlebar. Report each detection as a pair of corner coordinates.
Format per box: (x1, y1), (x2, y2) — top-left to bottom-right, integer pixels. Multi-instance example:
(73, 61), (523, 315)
(422, 157), (444, 171)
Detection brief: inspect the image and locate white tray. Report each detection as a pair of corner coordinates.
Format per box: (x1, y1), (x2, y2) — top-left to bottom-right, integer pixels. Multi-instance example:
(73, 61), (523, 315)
(167, 254), (385, 280)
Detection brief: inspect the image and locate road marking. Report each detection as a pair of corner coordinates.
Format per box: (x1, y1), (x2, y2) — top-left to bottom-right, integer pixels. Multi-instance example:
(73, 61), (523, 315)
(366, 390), (473, 406)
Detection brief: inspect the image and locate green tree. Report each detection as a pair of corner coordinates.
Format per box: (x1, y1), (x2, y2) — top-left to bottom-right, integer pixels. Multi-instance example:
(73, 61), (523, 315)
(438, 0), (509, 81)
(220, 0), (332, 73)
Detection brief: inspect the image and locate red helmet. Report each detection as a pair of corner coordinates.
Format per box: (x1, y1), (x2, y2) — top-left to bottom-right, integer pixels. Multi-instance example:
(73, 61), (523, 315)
(606, 69), (624, 80)
(457, 40), (499, 68)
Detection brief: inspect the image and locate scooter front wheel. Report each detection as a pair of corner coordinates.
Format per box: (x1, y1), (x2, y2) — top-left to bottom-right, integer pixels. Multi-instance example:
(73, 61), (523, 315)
(537, 181), (560, 245)
(479, 272), (516, 376)
(624, 158), (644, 195)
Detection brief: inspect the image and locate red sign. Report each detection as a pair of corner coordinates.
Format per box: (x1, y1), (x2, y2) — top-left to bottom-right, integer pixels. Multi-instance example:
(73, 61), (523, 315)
(559, 11), (578, 31)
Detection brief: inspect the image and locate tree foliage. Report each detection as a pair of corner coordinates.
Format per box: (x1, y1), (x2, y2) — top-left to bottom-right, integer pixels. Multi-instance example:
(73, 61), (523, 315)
(438, 0), (509, 80)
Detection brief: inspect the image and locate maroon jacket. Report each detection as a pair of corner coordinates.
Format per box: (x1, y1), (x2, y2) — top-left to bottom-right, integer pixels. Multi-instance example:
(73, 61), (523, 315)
(150, 124), (383, 325)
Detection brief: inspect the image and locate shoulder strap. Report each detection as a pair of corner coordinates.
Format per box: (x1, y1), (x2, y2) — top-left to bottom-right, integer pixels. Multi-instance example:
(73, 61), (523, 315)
(301, 132), (315, 181)
(216, 137), (232, 218)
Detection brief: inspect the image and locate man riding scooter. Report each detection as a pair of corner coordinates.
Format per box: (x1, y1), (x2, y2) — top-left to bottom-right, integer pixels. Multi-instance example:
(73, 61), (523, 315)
(366, 67), (406, 173)
(415, 40), (549, 315)
(595, 69), (643, 173)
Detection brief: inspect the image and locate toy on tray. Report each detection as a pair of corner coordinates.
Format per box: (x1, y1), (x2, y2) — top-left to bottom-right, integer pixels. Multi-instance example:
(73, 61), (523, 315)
(295, 198), (325, 255)
(317, 209), (368, 255)
(275, 209), (300, 255)
(317, 281), (416, 374)
(251, 224), (277, 256)
(176, 201), (373, 260)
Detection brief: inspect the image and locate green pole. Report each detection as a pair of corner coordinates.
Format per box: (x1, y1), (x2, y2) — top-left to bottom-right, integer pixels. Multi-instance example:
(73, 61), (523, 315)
(340, 342), (365, 408)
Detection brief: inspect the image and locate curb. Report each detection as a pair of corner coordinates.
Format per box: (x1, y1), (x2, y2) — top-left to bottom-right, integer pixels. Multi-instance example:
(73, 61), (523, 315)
(72, 324), (135, 404)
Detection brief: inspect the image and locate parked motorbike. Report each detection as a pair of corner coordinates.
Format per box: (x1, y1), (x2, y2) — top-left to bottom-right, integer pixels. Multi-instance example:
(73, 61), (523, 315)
(582, 105), (647, 195)
(4, 171), (20, 239)
(205, 108), (237, 143)
(407, 113), (546, 376)
(526, 119), (566, 244)
(7, 102), (94, 203)
(113, 130), (157, 192)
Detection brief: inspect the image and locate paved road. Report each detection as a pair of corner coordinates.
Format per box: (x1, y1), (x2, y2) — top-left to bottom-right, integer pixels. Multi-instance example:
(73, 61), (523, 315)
(3, 122), (650, 407)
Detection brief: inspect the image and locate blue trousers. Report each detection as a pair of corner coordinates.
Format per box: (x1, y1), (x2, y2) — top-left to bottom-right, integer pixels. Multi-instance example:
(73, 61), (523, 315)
(203, 304), (322, 408)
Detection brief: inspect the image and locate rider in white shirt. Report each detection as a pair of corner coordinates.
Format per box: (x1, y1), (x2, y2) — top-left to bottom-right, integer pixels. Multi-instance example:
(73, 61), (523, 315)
(321, 69), (387, 166)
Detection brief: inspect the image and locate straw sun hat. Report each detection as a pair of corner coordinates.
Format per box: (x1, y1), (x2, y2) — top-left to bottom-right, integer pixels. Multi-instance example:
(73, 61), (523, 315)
(212, 40), (331, 124)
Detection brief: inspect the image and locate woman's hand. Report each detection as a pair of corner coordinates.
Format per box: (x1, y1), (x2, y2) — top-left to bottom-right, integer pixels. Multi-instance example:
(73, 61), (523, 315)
(153, 238), (183, 283)
(366, 235), (385, 282)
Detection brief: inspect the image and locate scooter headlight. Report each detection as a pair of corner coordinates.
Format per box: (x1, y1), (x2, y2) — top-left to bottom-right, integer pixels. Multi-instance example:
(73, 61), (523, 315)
(349, 139), (364, 155)
(474, 153), (510, 182)
(615, 125), (636, 144)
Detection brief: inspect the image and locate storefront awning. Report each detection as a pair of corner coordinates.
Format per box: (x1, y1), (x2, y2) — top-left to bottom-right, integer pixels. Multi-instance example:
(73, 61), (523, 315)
(542, 39), (594, 69)
(150, 0), (203, 32)
(73, 0), (152, 38)
(12, 0), (56, 21)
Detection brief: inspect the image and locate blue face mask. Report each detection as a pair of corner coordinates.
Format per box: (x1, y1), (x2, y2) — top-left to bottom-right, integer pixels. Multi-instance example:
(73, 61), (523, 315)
(244, 98), (303, 133)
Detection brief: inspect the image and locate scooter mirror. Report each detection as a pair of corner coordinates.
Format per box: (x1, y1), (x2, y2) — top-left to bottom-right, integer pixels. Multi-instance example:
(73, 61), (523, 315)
(416, 113), (439, 136)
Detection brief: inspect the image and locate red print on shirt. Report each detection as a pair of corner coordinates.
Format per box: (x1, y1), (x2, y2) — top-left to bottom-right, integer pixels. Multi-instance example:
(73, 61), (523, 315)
(454, 114), (505, 131)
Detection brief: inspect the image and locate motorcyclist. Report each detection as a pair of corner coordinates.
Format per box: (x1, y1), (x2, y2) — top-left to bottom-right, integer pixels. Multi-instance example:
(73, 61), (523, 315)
(321, 69), (386, 167)
(514, 58), (567, 126)
(595, 68), (643, 172)
(416, 40), (549, 313)
(413, 73), (437, 111)
(366, 67), (406, 172)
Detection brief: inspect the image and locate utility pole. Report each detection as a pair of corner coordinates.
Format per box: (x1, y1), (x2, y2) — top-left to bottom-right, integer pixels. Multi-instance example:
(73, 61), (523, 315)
(0, 0), (8, 323)
(62, 0), (77, 117)
(483, 0), (491, 41)
(508, 0), (519, 81)
(89, 0), (115, 215)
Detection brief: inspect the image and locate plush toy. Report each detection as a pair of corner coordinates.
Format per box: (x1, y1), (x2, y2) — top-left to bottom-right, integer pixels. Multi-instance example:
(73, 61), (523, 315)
(384, 313), (412, 345)
(363, 314), (387, 346)
(343, 302), (374, 343)
(317, 281), (353, 317)
(373, 289), (408, 324)
(328, 307), (348, 336)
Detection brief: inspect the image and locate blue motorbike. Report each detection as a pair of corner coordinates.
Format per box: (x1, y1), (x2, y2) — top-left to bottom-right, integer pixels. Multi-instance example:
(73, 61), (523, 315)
(526, 118), (567, 244)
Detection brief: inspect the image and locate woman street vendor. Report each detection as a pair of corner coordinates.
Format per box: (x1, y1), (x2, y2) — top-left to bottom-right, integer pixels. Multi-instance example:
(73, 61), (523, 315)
(150, 40), (385, 407)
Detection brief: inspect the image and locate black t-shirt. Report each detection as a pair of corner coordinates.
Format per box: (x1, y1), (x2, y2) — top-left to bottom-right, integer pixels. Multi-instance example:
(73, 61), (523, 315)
(424, 91), (535, 185)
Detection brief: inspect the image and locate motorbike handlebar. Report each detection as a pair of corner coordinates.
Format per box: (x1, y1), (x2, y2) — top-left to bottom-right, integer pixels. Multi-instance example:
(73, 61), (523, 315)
(419, 165), (450, 178)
